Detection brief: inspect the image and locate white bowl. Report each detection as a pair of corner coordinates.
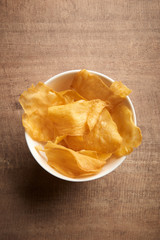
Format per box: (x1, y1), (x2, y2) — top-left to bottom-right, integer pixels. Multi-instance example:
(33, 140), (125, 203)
(25, 70), (137, 182)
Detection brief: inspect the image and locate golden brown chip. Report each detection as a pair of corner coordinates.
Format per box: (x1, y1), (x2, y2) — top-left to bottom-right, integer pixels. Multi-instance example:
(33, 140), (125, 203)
(22, 112), (57, 142)
(19, 82), (65, 141)
(54, 135), (66, 144)
(65, 108), (122, 153)
(54, 135), (68, 147)
(111, 104), (142, 157)
(86, 99), (107, 131)
(48, 99), (106, 136)
(64, 136), (83, 151)
(39, 142), (106, 178)
(71, 70), (131, 110)
(59, 89), (86, 103)
(78, 150), (112, 161)
(71, 69), (113, 101)
(19, 82), (64, 116)
(108, 81), (132, 109)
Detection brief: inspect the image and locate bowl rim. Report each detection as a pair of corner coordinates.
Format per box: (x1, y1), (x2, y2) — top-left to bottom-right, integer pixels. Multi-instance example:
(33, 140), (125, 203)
(25, 69), (137, 182)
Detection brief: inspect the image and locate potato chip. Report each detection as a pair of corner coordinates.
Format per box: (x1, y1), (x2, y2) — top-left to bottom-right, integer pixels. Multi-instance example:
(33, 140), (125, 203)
(59, 89), (86, 103)
(19, 82), (64, 116)
(84, 108), (122, 153)
(110, 81), (132, 98)
(78, 150), (112, 161)
(20, 83), (86, 142)
(108, 81), (132, 110)
(65, 108), (122, 153)
(111, 104), (142, 157)
(54, 135), (68, 147)
(19, 82), (65, 141)
(71, 69), (131, 110)
(22, 112), (57, 142)
(39, 141), (106, 178)
(54, 135), (66, 144)
(64, 136), (84, 151)
(71, 69), (113, 101)
(86, 99), (107, 131)
(48, 99), (106, 136)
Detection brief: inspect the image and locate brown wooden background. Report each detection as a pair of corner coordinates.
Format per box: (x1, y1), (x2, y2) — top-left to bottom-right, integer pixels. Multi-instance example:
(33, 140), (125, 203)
(0, 1), (160, 239)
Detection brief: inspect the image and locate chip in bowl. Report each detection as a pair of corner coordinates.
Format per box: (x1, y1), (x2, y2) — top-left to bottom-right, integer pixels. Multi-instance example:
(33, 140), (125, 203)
(19, 70), (142, 179)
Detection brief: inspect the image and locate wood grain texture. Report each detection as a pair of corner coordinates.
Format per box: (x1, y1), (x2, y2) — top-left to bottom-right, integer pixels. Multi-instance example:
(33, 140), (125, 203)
(0, 0), (160, 239)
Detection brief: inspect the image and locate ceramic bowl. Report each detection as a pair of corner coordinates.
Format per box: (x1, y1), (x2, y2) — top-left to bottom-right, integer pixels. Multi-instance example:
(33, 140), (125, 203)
(25, 70), (136, 182)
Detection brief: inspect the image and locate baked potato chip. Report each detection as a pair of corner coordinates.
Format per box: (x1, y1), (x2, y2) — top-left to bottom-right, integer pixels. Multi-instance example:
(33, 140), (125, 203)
(108, 81), (132, 109)
(19, 82), (64, 116)
(78, 150), (112, 161)
(39, 142), (106, 178)
(54, 135), (68, 147)
(48, 99), (106, 136)
(22, 112), (57, 142)
(65, 108), (122, 153)
(71, 69), (112, 101)
(54, 135), (66, 144)
(110, 81), (132, 98)
(59, 89), (86, 103)
(19, 82), (65, 141)
(111, 104), (142, 156)
(71, 70), (131, 110)
(20, 83), (85, 142)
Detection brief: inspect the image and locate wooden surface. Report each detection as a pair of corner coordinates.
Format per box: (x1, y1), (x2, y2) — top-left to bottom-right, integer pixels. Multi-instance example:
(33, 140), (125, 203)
(0, 0), (160, 239)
